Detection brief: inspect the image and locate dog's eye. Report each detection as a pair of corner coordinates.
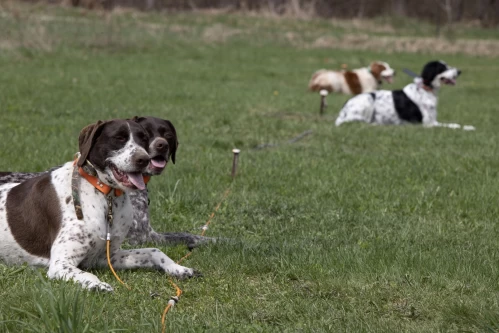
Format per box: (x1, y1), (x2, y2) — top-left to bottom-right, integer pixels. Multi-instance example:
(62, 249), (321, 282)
(116, 135), (127, 142)
(158, 127), (167, 137)
(135, 132), (148, 145)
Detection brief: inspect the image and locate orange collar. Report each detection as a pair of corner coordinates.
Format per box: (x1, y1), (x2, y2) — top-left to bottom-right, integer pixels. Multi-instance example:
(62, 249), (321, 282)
(422, 85), (433, 92)
(78, 167), (124, 196)
(76, 162), (151, 197)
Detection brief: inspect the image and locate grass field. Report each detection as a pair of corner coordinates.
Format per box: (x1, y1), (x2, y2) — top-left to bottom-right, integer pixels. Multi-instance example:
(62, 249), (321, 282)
(1, 4), (499, 332)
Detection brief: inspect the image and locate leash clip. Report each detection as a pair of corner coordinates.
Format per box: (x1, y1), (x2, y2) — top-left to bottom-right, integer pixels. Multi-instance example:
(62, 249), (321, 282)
(106, 195), (114, 226)
(168, 296), (179, 307)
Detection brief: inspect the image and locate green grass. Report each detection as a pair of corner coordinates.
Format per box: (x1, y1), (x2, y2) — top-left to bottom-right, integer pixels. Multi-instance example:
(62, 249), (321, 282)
(1, 4), (499, 333)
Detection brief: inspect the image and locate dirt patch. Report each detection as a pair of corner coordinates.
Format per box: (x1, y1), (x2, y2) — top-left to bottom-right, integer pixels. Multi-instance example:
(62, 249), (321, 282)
(310, 34), (499, 57)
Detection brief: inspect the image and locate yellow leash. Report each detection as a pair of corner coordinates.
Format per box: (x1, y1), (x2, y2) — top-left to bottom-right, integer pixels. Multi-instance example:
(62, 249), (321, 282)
(106, 239), (131, 290)
(105, 195), (132, 290)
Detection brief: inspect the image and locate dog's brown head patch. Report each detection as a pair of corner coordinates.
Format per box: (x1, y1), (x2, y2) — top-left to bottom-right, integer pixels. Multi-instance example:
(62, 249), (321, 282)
(370, 62), (387, 83)
(77, 120), (107, 167)
(77, 119), (149, 172)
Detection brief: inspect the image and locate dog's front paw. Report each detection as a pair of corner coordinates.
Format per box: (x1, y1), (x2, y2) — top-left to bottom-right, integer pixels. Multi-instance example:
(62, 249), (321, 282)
(448, 123), (461, 129)
(86, 281), (114, 292)
(463, 125), (476, 131)
(165, 264), (199, 279)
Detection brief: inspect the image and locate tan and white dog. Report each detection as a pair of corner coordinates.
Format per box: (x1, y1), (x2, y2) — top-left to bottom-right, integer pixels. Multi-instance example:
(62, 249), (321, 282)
(309, 61), (395, 95)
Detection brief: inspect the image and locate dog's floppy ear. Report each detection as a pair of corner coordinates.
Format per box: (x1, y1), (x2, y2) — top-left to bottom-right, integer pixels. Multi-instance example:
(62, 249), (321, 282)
(77, 120), (107, 167)
(421, 61), (444, 88)
(370, 62), (386, 82)
(164, 120), (178, 164)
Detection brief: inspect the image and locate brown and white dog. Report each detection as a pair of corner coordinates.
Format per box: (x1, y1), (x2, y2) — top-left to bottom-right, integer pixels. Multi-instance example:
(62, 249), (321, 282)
(0, 119), (195, 291)
(0, 116), (212, 249)
(308, 61), (395, 95)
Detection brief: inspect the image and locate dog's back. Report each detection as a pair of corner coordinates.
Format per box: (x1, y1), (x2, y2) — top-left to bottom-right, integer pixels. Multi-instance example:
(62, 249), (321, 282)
(309, 69), (350, 94)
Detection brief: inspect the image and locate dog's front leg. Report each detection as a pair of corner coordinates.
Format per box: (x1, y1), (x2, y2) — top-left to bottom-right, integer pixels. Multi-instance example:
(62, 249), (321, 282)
(429, 122), (476, 131)
(104, 248), (196, 279)
(434, 122), (462, 129)
(126, 190), (151, 245)
(47, 258), (114, 292)
(149, 231), (216, 250)
(47, 224), (114, 292)
(127, 190), (216, 249)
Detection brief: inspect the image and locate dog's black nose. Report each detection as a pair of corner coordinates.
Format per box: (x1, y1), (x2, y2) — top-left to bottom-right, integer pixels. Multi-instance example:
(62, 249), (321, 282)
(154, 138), (168, 153)
(133, 152), (150, 169)
(457, 69), (462, 76)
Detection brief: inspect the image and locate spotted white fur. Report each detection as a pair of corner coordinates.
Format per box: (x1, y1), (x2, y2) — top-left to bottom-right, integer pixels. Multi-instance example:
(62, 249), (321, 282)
(0, 122), (194, 291)
(336, 62), (475, 130)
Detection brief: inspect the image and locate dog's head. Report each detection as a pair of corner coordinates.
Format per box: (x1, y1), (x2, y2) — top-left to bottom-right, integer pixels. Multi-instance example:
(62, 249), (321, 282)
(421, 60), (461, 89)
(370, 61), (395, 84)
(77, 119), (151, 192)
(131, 116), (178, 176)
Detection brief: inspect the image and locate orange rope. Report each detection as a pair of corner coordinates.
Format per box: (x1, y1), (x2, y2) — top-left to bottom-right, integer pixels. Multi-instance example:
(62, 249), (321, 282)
(106, 239), (131, 290)
(161, 279), (182, 331)
(161, 187), (232, 333)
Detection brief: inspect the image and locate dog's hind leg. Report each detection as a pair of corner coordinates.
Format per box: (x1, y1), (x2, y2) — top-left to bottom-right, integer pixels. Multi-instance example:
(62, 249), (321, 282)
(335, 93), (376, 126)
(0, 172), (45, 185)
(0, 167), (61, 185)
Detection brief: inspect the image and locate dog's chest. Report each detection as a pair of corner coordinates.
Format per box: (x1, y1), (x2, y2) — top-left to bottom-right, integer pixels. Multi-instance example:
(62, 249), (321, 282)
(355, 69), (377, 92)
(78, 183), (133, 239)
(403, 83), (437, 114)
(52, 165), (134, 265)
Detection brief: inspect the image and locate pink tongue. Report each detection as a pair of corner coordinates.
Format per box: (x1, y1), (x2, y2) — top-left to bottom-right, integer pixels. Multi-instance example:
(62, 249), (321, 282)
(127, 172), (146, 190)
(151, 159), (166, 168)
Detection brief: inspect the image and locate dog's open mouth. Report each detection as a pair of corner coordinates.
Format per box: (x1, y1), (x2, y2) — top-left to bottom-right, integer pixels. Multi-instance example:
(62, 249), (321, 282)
(442, 78), (456, 85)
(150, 156), (167, 172)
(110, 164), (146, 190)
(382, 75), (394, 84)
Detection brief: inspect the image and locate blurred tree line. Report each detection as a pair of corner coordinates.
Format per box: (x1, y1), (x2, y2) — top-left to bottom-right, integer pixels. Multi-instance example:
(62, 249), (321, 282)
(26, 0), (499, 26)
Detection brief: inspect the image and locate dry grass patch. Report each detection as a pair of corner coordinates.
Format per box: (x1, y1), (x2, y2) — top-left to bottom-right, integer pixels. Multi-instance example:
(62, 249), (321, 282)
(310, 34), (499, 57)
(201, 23), (241, 43)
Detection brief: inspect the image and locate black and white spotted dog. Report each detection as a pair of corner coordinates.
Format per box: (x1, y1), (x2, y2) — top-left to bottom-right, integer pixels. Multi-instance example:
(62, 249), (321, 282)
(335, 60), (475, 130)
(0, 117), (212, 249)
(0, 119), (195, 291)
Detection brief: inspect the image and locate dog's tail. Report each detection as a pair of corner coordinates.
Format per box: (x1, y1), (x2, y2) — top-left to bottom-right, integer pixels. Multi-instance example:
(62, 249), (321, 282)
(308, 69), (331, 92)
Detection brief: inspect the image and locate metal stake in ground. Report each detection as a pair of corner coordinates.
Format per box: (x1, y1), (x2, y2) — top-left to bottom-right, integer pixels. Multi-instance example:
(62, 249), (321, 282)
(231, 149), (240, 179)
(320, 89), (328, 115)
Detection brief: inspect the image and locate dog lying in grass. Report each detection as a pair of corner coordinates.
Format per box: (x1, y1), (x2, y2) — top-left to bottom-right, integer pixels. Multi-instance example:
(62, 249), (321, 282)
(309, 61), (395, 95)
(0, 118), (197, 291)
(0, 116), (213, 249)
(335, 60), (475, 130)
